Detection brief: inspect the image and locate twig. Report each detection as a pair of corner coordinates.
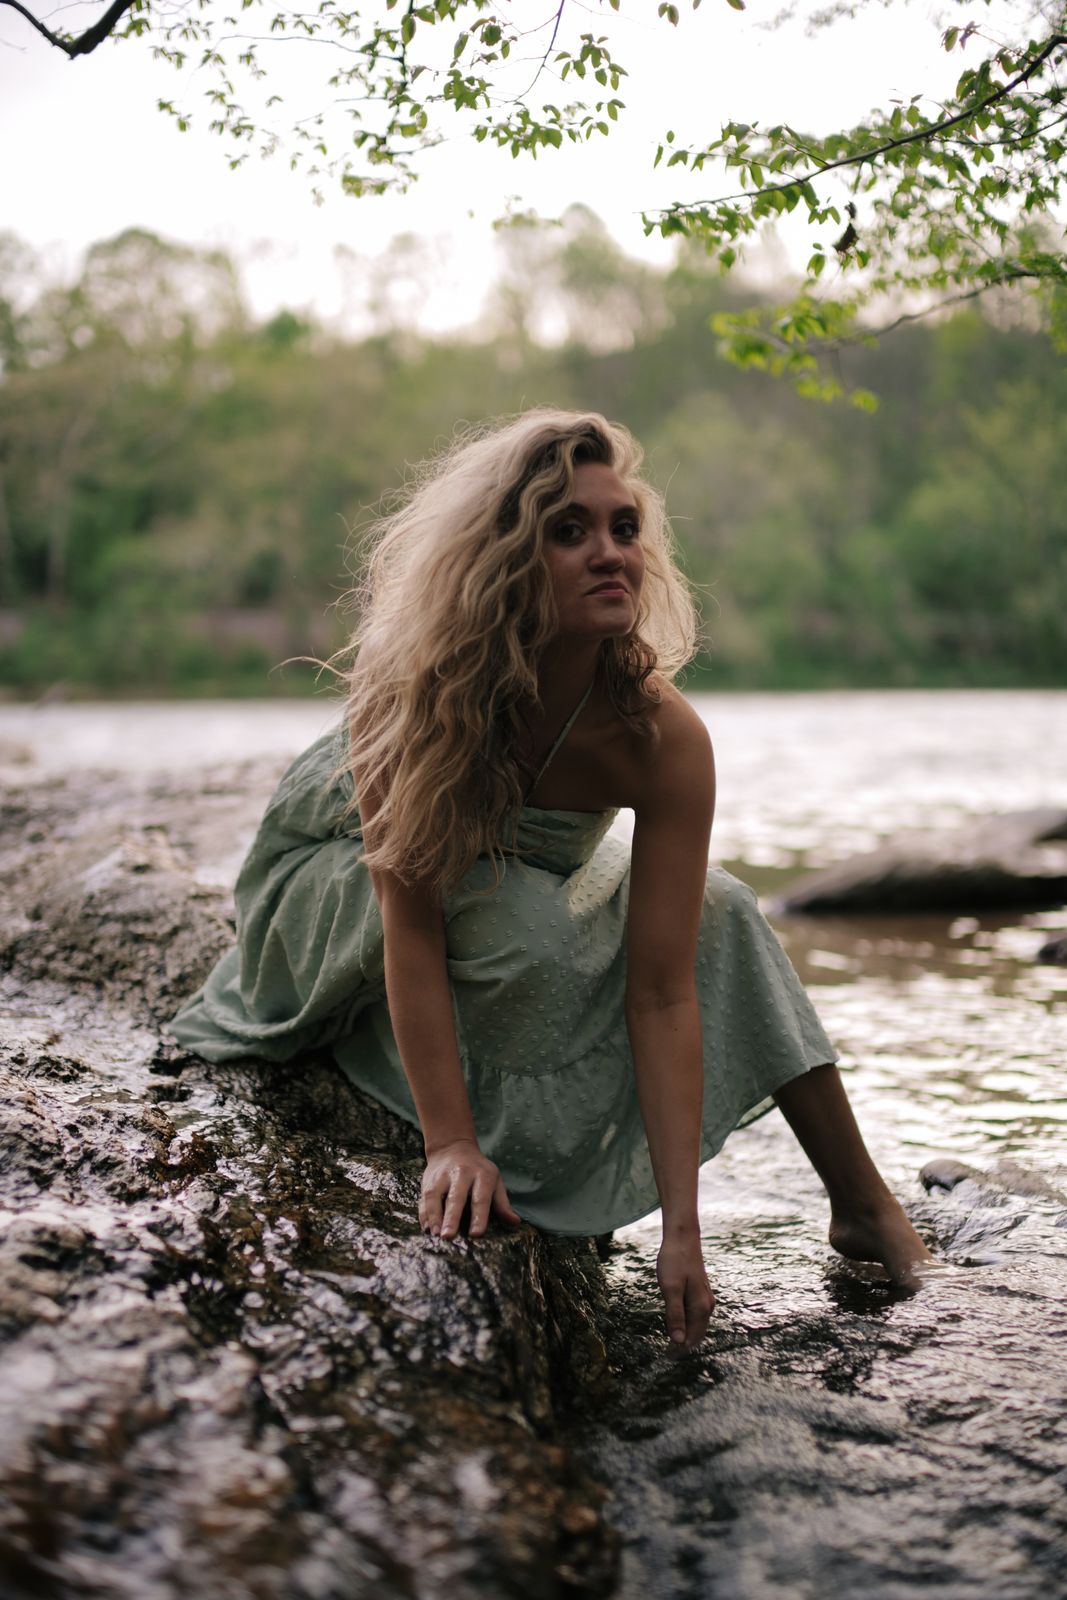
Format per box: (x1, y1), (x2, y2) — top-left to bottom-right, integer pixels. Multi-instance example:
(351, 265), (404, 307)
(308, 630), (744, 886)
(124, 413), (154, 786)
(810, 270), (1055, 353)
(511, 0), (565, 102)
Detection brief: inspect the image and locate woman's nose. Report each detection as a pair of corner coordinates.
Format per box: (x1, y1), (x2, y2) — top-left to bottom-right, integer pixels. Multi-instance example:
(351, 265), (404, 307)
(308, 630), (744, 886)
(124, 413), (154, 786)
(588, 529), (624, 566)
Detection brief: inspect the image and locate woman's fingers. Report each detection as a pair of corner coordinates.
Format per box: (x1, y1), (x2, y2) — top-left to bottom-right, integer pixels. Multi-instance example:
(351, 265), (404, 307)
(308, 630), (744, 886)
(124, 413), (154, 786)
(661, 1273), (687, 1345)
(420, 1181), (444, 1235)
(658, 1240), (715, 1351)
(439, 1172), (472, 1238)
(420, 1167), (458, 1236)
(685, 1275), (715, 1344)
(419, 1149), (522, 1239)
(466, 1171), (495, 1237)
(456, 1173), (523, 1236)
(669, 1275), (713, 1351)
(492, 1177), (523, 1225)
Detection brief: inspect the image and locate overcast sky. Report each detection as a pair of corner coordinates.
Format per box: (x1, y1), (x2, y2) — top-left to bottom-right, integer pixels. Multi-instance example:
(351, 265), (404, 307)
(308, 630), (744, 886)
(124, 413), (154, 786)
(3, 0), (967, 333)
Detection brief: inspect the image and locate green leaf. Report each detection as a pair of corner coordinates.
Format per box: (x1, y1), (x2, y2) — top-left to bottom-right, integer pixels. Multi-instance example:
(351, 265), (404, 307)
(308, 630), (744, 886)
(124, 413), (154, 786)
(849, 388), (880, 413)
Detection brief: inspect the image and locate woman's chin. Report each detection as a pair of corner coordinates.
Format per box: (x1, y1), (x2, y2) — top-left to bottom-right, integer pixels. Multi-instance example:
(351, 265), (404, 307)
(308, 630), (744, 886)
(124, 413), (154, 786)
(561, 612), (637, 642)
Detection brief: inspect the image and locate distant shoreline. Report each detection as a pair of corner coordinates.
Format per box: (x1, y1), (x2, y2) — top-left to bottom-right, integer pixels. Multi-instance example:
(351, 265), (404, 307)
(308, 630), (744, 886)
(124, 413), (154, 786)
(3, 674), (1067, 707)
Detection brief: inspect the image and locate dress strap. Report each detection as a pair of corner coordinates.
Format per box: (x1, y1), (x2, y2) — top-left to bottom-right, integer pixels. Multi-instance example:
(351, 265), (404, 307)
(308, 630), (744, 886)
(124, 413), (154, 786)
(526, 678), (595, 797)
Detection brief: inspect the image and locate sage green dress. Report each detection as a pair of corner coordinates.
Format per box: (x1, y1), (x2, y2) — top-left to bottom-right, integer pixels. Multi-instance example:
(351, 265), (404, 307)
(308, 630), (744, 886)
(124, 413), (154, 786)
(170, 690), (837, 1236)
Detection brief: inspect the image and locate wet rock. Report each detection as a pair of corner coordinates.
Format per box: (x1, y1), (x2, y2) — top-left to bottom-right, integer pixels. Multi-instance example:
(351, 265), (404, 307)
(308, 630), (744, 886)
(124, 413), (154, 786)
(772, 806), (1067, 916)
(921, 1156), (1067, 1204)
(919, 1157), (978, 1192)
(0, 765), (622, 1598)
(919, 1158), (979, 1193)
(1037, 933), (1067, 965)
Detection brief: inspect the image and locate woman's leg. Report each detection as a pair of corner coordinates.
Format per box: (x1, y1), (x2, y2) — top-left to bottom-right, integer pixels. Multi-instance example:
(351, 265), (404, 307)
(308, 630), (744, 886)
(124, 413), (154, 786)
(774, 1062), (934, 1284)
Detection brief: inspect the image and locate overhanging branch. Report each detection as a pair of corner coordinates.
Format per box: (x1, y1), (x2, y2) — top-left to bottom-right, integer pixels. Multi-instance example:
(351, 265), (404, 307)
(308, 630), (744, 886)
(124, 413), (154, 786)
(777, 269), (1058, 357)
(1, 0), (139, 58)
(847, 269), (1057, 343)
(660, 32), (1067, 215)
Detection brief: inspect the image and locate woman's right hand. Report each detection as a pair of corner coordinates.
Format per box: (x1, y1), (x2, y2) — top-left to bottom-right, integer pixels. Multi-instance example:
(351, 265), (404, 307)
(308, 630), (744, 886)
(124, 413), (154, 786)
(657, 1230), (715, 1355)
(420, 1138), (524, 1239)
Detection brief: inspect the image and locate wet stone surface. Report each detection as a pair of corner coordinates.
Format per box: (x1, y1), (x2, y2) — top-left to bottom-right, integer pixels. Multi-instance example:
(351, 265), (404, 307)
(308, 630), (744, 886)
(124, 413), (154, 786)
(0, 766), (622, 1600)
(578, 1171), (1067, 1600)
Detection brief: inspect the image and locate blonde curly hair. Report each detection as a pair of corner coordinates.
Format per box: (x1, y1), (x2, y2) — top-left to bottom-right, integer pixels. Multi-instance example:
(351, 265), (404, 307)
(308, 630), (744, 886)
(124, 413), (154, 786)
(337, 407), (697, 892)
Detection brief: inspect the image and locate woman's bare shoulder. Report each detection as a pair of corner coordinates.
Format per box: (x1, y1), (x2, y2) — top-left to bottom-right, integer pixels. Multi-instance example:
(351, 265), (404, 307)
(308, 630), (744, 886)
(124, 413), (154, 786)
(595, 675), (712, 809)
(642, 679), (713, 794)
(650, 676), (709, 736)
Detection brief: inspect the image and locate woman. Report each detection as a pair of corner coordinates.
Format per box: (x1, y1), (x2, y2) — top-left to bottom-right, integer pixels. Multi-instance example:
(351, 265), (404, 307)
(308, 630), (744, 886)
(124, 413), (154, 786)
(170, 407), (933, 1354)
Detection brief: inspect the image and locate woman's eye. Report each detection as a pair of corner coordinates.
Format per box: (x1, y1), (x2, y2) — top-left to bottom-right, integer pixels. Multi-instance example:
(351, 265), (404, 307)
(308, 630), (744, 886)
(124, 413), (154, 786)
(614, 520), (640, 541)
(554, 522), (584, 543)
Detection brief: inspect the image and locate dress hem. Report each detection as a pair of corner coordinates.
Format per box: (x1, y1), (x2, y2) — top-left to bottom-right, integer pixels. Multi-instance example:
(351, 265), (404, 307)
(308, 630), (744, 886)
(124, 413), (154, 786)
(517, 1046), (840, 1238)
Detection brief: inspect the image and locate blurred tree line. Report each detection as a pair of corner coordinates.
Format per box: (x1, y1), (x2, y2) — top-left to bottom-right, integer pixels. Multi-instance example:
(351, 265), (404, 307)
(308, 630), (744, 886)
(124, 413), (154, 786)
(1, 212), (1064, 697)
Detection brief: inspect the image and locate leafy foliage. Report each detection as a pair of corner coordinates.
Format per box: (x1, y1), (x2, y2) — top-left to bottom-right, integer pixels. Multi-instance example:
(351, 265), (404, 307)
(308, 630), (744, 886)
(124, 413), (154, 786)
(141, 1), (630, 196)
(11, 0), (1066, 393)
(649, 13), (1067, 398)
(1, 223), (1065, 695)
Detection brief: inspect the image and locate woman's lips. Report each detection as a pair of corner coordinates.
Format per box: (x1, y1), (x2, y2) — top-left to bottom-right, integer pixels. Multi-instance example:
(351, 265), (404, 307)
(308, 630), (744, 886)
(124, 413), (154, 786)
(588, 584), (628, 596)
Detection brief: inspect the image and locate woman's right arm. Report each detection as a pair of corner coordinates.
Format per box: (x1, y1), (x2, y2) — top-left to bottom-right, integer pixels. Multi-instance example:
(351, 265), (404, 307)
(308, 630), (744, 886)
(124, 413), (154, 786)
(370, 869), (522, 1239)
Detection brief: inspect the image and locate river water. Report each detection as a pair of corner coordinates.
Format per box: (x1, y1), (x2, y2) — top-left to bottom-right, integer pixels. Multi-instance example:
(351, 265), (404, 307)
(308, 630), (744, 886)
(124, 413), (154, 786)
(2, 689), (1065, 1597)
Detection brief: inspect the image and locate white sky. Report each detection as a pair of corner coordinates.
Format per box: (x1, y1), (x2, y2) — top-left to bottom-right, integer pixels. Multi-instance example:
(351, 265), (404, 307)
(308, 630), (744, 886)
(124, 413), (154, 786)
(2, 0), (969, 333)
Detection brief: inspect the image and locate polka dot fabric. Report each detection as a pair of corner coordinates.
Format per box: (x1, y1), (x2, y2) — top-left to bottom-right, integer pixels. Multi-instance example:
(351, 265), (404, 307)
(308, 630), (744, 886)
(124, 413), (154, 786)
(170, 725), (838, 1235)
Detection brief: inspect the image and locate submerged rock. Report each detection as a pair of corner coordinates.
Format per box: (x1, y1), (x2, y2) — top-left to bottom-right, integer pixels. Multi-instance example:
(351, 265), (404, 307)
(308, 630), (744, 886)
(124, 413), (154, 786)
(772, 807), (1067, 916)
(1037, 933), (1067, 965)
(0, 764), (622, 1599)
(920, 1156), (1067, 1204)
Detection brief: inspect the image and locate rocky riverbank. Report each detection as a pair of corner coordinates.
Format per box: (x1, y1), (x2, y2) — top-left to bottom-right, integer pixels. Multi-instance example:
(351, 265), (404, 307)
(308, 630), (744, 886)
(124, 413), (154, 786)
(4, 698), (1066, 1600)
(0, 760), (624, 1600)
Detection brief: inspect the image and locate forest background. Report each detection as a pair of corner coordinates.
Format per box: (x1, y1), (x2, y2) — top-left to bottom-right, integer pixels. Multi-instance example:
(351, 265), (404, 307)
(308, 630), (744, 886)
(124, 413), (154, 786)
(1, 209), (1065, 698)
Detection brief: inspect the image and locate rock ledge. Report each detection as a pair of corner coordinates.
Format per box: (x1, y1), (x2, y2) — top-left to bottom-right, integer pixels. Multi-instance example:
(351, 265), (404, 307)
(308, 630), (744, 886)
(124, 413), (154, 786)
(0, 762), (622, 1600)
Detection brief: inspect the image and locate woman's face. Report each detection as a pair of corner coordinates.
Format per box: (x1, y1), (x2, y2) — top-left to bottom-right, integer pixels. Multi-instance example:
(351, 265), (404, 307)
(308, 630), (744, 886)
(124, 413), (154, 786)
(541, 461), (645, 643)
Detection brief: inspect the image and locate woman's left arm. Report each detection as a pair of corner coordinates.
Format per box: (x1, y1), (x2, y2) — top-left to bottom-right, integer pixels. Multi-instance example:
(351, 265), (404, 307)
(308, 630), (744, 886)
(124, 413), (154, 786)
(625, 694), (716, 1348)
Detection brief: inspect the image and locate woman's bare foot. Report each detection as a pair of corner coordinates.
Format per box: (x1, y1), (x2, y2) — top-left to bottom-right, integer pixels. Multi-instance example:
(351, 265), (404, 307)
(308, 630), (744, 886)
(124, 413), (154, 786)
(828, 1197), (935, 1288)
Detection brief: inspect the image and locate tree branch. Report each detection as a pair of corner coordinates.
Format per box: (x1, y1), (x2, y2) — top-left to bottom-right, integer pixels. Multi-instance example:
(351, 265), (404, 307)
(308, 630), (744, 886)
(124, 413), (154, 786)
(950, 108), (1067, 152)
(664, 32), (1067, 213)
(0, 0), (138, 57)
(811, 270), (1057, 353)
(513, 1), (565, 102)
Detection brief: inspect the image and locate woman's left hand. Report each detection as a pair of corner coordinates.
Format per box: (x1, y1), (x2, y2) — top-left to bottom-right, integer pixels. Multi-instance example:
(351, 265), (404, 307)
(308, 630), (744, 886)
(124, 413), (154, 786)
(656, 1229), (715, 1355)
